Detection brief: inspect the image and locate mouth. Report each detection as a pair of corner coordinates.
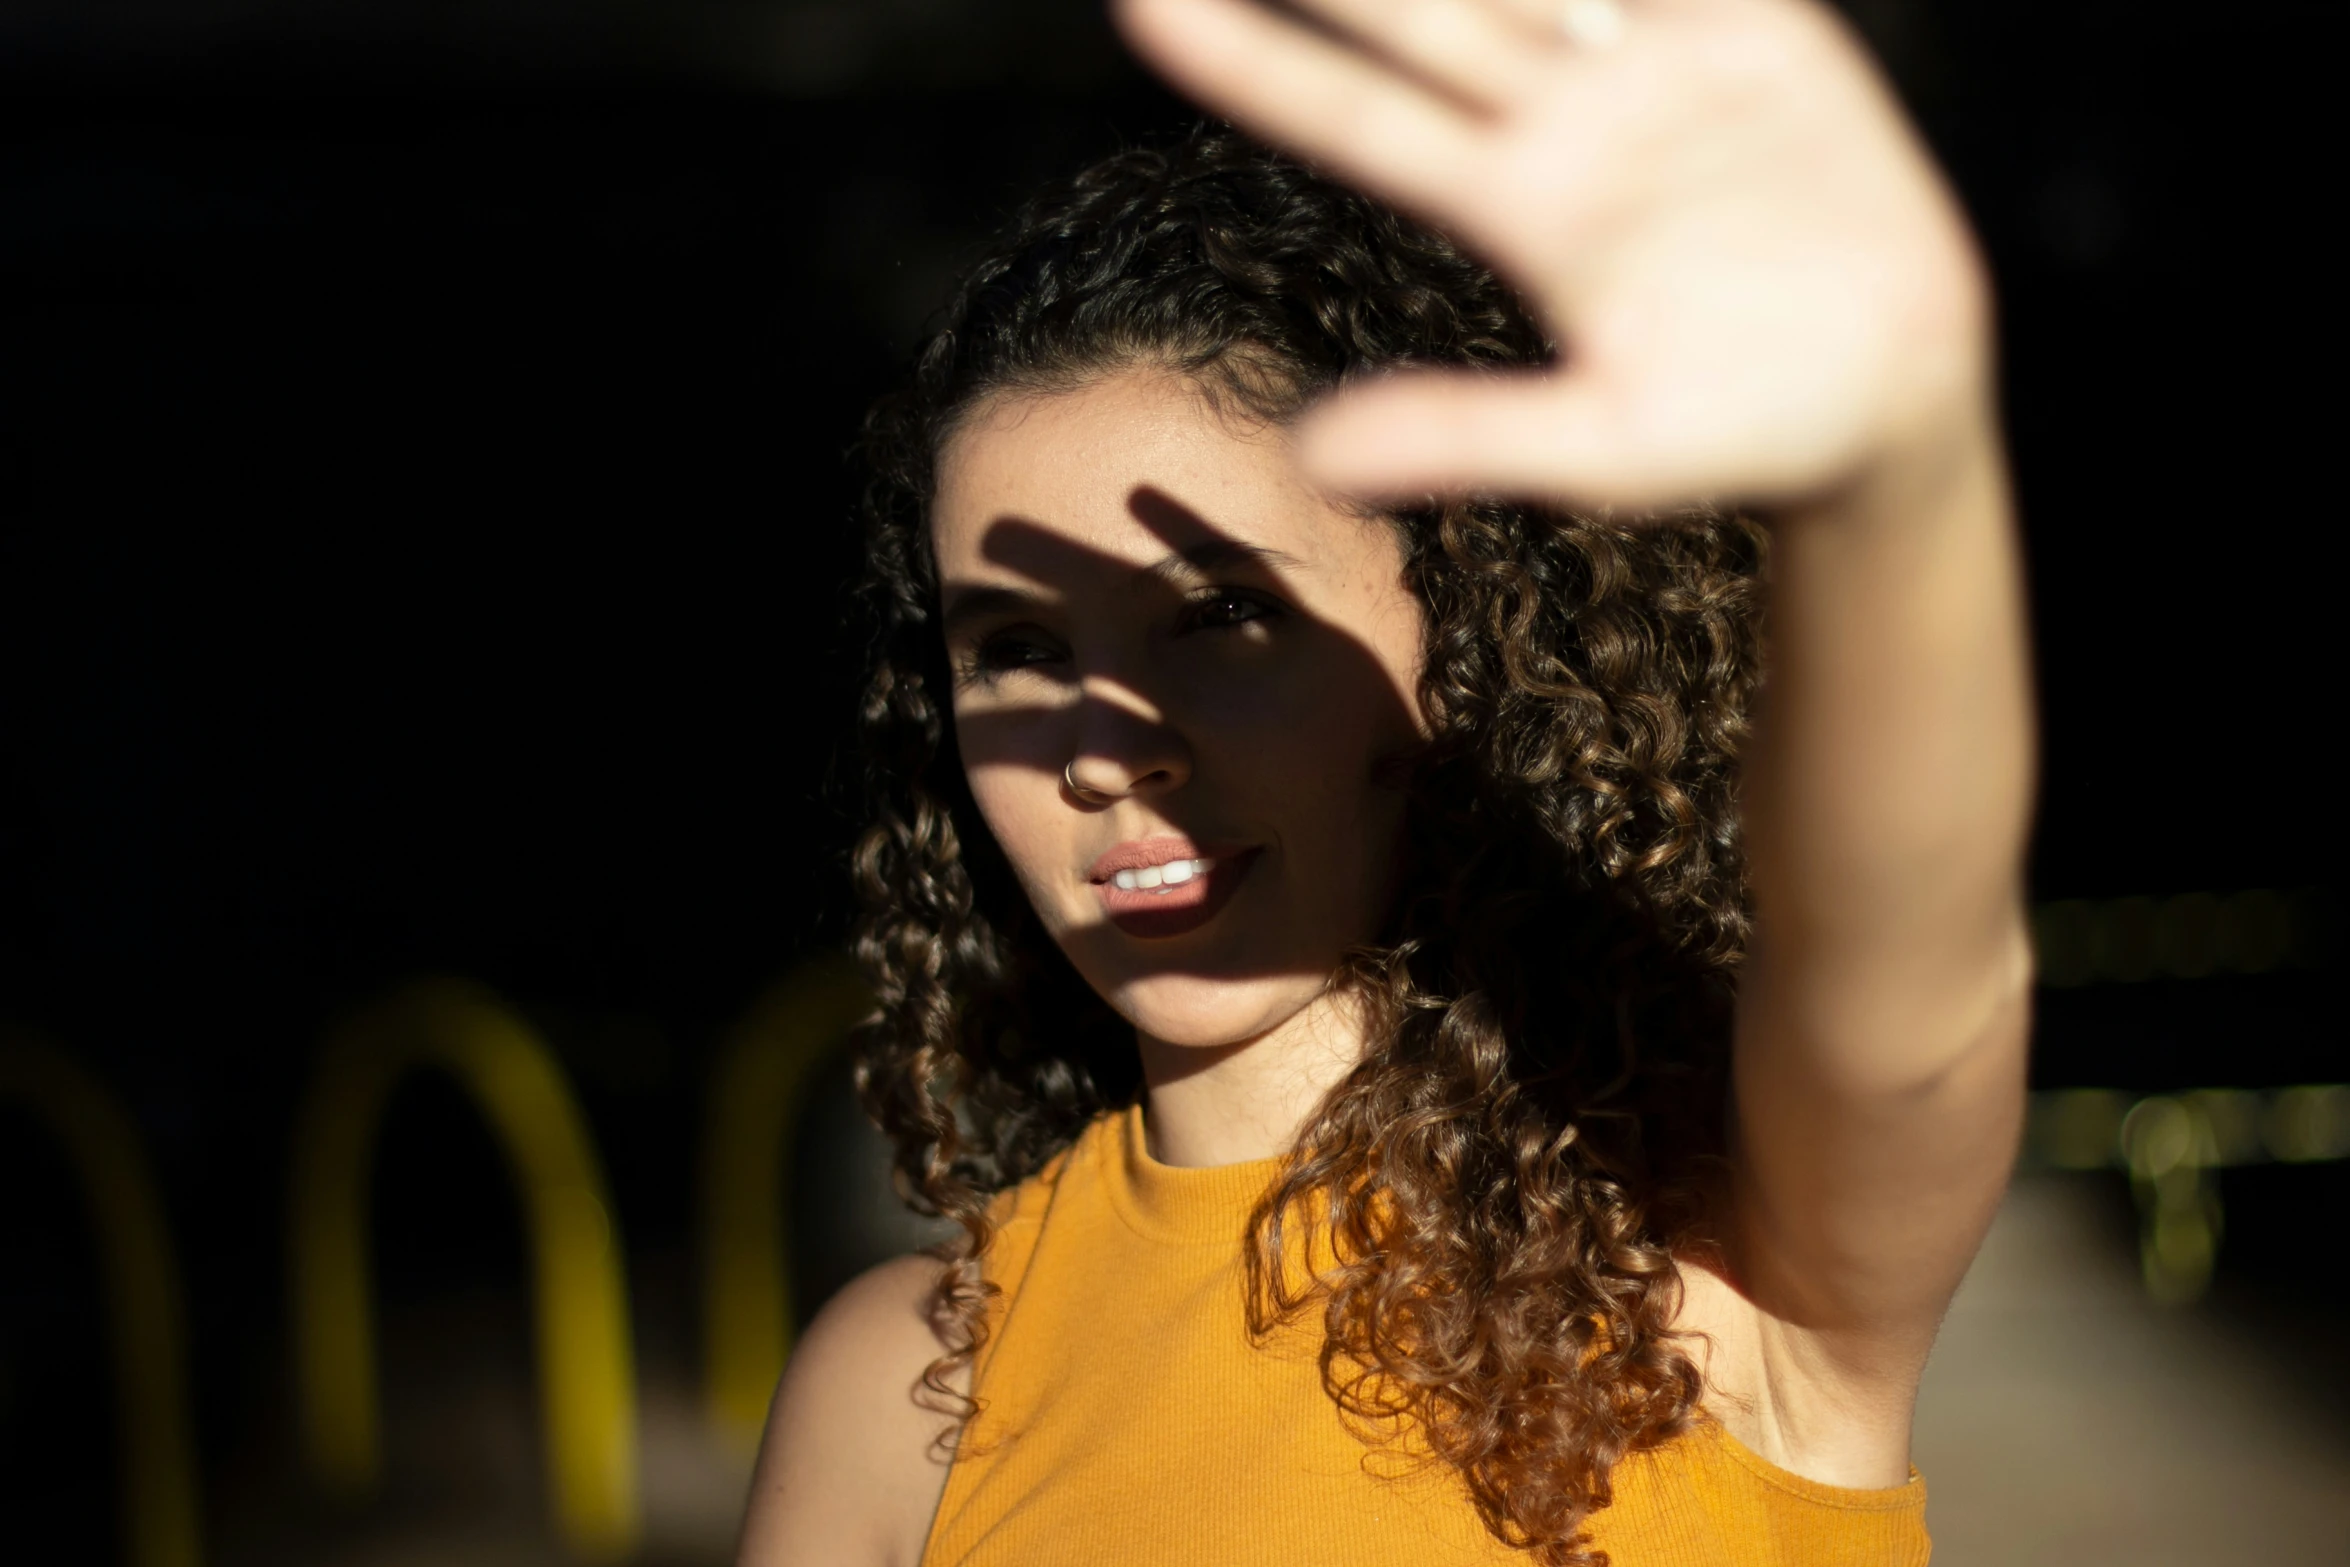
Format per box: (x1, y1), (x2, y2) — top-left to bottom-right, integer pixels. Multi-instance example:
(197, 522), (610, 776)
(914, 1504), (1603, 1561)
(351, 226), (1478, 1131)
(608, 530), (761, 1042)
(1088, 839), (1259, 939)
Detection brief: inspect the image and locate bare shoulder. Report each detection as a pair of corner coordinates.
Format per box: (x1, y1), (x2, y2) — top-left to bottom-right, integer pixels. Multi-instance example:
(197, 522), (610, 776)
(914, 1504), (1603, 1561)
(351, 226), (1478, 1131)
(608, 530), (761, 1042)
(735, 1252), (963, 1567)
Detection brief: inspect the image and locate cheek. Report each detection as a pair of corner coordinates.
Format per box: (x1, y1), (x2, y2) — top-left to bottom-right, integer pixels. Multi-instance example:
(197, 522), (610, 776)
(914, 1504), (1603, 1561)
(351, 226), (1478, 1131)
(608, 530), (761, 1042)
(1256, 605), (1422, 898)
(952, 682), (1077, 895)
(963, 754), (1072, 921)
(1217, 621), (1420, 791)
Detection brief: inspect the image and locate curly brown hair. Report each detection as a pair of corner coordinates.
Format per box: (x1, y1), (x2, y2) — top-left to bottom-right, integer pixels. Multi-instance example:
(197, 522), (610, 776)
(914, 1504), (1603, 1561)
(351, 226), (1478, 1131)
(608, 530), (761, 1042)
(847, 124), (1768, 1566)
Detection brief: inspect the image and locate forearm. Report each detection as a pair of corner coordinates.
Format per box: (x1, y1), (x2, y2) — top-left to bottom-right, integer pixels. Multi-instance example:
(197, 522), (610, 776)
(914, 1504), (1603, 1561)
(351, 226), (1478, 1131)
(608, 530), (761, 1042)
(1738, 393), (2038, 1090)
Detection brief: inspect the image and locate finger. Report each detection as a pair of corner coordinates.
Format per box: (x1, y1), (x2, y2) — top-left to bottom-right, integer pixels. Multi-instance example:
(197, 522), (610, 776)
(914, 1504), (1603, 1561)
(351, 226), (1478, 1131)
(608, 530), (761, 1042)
(1294, 370), (1713, 510)
(1115, 0), (1489, 216)
(1482, 0), (1579, 35)
(1282, 0), (1560, 111)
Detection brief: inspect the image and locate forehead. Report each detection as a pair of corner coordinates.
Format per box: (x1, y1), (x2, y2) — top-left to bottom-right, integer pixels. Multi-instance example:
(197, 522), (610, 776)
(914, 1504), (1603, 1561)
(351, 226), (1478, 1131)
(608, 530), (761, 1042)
(930, 368), (1359, 585)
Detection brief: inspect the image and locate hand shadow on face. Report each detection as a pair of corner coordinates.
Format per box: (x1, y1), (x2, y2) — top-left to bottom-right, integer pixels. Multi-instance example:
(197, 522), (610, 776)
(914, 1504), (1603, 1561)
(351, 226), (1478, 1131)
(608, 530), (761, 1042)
(939, 480), (1425, 993)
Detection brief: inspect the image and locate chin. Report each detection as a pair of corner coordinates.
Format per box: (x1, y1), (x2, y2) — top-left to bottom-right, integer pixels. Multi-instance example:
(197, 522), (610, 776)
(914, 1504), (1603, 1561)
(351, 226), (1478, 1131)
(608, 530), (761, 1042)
(1103, 967), (1326, 1051)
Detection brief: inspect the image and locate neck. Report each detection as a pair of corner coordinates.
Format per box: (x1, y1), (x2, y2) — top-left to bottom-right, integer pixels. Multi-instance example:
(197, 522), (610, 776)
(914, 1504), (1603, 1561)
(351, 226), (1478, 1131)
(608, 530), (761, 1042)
(1134, 989), (1366, 1167)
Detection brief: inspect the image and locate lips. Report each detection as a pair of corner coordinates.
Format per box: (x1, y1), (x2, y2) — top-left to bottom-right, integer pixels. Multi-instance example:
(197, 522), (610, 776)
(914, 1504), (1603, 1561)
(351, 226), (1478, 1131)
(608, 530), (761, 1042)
(1087, 837), (1259, 939)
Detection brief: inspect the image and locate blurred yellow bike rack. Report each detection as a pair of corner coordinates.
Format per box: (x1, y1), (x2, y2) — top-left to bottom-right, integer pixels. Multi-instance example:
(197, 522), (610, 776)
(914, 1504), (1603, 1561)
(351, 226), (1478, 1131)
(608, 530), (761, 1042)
(698, 955), (872, 1453)
(2026, 1083), (2350, 1304)
(288, 979), (638, 1558)
(0, 1033), (203, 1567)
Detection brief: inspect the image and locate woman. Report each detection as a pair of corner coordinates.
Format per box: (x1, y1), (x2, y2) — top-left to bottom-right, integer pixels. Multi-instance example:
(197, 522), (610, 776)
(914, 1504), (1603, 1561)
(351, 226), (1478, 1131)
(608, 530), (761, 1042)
(742, 0), (2031, 1562)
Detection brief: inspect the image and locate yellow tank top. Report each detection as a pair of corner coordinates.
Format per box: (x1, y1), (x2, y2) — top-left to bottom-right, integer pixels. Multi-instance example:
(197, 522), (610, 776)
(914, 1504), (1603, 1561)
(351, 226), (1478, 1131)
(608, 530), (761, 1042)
(921, 1105), (1930, 1567)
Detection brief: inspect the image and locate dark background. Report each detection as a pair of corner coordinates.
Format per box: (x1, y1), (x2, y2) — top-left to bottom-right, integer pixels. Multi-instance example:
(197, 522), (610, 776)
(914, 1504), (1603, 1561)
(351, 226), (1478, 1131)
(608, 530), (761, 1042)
(1, 1), (2339, 1560)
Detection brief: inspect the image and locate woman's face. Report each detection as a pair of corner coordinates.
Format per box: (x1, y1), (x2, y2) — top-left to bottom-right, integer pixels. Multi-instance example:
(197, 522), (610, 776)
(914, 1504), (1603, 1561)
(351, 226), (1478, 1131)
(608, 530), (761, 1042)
(932, 366), (1426, 1052)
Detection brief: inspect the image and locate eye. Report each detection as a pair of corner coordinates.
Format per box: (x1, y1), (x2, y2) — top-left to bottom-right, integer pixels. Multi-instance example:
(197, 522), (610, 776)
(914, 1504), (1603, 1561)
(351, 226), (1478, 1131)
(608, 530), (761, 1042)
(957, 626), (1066, 686)
(1181, 588), (1282, 633)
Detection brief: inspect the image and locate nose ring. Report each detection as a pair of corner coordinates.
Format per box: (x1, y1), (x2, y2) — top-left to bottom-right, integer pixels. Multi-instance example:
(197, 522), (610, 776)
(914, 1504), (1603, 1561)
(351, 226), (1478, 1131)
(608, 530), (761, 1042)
(1064, 760), (1111, 804)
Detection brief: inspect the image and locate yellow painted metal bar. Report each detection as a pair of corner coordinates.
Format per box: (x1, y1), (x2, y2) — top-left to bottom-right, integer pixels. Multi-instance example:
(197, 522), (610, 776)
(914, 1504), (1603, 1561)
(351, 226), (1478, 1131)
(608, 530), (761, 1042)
(699, 955), (873, 1453)
(2029, 888), (2319, 986)
(0, 1033), (203, 1567)
(2119, 1095), (2223, 1305)
(288, 979), (639, 1558)
(2024, 1084), (2350, 1173)
(2023, 1084), (2349, 1306)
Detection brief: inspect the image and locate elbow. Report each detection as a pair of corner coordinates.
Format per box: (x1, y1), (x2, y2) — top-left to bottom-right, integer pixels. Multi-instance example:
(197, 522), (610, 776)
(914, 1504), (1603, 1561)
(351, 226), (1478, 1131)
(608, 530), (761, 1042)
(1741, 908), (2037, 1102)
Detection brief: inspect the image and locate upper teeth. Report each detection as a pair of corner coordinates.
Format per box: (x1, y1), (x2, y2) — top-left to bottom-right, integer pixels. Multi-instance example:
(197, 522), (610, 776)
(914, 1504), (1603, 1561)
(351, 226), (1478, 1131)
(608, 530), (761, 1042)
(1112, 857), (1212, 892)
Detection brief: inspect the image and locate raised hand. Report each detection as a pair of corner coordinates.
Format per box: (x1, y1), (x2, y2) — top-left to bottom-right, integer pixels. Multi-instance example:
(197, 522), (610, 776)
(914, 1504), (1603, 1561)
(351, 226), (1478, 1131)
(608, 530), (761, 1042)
(1114, 0), (1994, 513)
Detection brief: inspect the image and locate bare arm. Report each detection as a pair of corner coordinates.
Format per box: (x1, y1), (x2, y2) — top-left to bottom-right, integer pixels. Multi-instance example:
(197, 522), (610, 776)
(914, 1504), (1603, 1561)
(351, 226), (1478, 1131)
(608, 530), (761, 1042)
(735, 1254), (959, 1567)
(1722, 415), (2032, 1473)
(1116, 0), (2033, 1476)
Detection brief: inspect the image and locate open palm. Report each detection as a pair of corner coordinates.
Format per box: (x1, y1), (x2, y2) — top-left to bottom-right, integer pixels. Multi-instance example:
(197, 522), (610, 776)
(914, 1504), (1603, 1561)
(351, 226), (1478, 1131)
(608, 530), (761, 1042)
(1116, 0), (1992, 510)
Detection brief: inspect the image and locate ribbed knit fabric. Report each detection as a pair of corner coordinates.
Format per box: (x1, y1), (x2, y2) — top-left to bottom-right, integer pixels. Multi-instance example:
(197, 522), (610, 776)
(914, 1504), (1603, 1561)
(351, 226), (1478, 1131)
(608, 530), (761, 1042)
(920, 1105), (1931, 1567)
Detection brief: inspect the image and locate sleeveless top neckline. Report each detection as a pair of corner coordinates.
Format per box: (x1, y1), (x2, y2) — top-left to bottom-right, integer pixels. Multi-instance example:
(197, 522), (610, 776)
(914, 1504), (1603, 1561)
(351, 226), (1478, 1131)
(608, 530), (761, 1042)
(923, 1106), (1931, 1567)
(1098, 1101), (1284, 1244)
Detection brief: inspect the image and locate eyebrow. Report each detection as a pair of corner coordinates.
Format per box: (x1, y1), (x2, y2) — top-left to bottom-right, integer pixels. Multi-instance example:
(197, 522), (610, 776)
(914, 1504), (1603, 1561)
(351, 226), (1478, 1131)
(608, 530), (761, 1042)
(939, 541), (1305, 636)
(1143, 540), (1304, 586)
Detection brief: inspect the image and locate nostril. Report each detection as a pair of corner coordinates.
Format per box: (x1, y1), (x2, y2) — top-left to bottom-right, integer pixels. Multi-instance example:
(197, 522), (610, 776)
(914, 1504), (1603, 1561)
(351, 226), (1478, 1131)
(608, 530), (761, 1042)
(1064, 760), (1121, 803)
